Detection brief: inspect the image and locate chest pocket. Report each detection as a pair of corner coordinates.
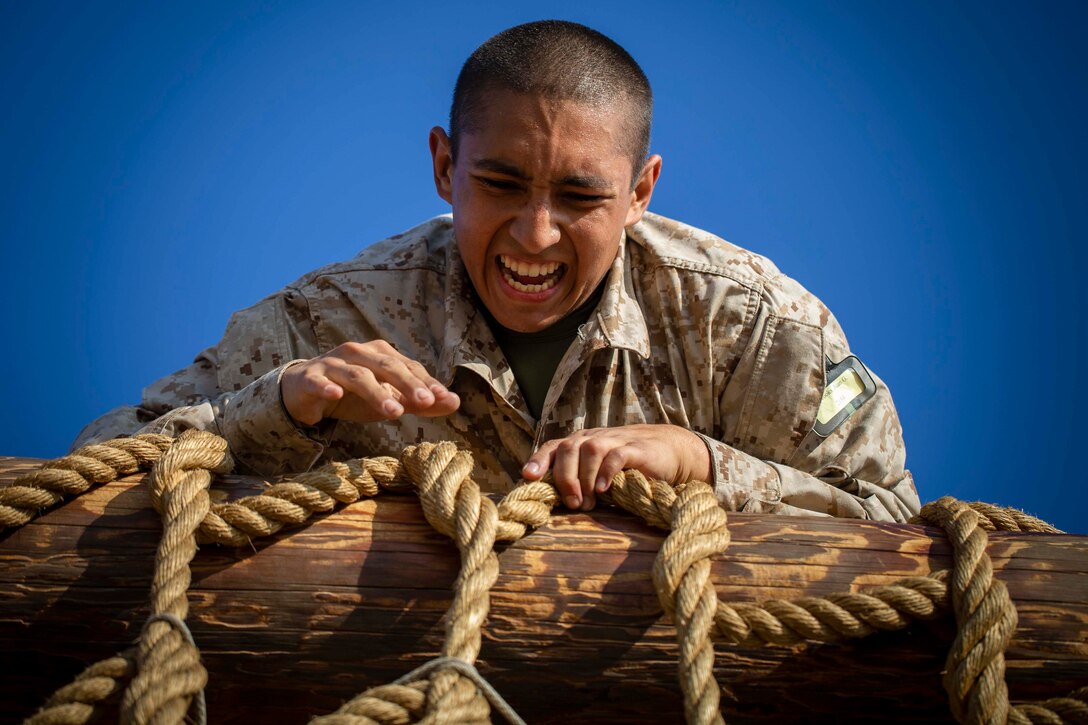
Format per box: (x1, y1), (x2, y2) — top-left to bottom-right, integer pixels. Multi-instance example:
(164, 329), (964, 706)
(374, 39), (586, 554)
(734, 316), (824, 464)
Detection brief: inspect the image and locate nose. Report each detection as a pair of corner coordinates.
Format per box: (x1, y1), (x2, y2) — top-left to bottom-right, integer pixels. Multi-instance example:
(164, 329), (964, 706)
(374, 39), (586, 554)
(509, 199), (561, 253)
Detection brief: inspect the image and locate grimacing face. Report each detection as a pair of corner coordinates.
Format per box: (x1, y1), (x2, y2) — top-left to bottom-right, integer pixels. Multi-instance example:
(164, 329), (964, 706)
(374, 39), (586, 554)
(430, 90), (661, 333)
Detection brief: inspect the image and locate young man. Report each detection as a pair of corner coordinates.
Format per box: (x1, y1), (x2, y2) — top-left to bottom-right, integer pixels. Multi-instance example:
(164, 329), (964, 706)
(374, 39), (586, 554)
(74, 21), (920, 521)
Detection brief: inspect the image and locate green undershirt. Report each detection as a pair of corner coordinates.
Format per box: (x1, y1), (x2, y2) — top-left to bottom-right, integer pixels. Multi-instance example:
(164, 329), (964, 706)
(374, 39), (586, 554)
(478, 283), (605, 420)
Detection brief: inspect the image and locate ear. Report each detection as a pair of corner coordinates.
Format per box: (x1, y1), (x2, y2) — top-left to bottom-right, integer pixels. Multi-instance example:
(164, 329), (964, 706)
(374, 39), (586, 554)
(624, 154), (662, 227)
(429, 126), (454, 204)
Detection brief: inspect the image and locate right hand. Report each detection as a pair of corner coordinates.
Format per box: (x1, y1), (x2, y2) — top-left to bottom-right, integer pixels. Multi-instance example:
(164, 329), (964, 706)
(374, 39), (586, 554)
(280, 340), (460, 426)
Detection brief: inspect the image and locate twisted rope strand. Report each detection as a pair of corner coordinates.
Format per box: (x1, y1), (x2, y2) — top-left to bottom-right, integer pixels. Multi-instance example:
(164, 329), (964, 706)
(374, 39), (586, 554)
(650, 482), (729, 725)
(488, 472), (1083, 725)
(1, 435), (172, 530)
(919, 496), (1018, 725)
(394, 658), (527, 725)
(707, 572), (950, 646)
(198, 456), (403, 546)
(407, 442), (498, 722)
(23, 650), (136, 725)
(121, 430), (233, 725)
(595, 477), (1083, 724)
(1011, 686), (1088, 724)
(494, 481), (558, 542)
(911, 501), (1064, 535)
(603, 469), (677, 530)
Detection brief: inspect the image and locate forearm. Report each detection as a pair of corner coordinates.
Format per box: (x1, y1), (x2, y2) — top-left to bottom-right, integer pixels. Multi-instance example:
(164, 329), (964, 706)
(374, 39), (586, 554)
(136, 362), (333, 476)
(696, 434), (920, 522)
(73, 353), (334, 477)
(74, 285), (334, 472)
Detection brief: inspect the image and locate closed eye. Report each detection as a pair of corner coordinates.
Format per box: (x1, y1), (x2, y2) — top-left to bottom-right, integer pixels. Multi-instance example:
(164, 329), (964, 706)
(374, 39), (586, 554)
(475, 176), (522, 191)
(565, 192), (609, 203)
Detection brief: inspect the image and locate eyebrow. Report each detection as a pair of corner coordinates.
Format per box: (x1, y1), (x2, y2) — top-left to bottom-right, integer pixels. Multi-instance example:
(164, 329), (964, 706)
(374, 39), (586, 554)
(471, 158), (614, 191)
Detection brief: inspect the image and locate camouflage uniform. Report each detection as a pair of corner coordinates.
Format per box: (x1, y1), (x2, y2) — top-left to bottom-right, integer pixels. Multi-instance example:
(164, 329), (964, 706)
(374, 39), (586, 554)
(74, 213), (919, 521)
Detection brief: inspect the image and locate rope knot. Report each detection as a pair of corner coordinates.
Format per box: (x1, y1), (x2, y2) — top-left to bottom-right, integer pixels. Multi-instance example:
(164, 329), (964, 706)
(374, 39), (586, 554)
(919, 496), (1019, 725)
(147, 430), (233, 515)
(646, 481), (730, 725)
(123, 430), (231, 725)
(652, 482), (730, 619)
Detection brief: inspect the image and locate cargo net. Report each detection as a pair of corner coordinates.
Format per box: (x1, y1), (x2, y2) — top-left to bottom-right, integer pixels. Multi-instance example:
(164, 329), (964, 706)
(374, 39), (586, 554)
(2, 429), (1086, 725)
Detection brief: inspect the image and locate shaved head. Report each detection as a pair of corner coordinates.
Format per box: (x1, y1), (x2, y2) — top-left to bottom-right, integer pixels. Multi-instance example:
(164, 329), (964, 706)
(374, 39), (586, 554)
(450, 20), (653, 178)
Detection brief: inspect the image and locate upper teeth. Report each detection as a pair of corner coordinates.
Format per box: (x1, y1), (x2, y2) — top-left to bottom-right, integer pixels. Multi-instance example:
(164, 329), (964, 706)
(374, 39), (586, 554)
(500, 255), (560, 278)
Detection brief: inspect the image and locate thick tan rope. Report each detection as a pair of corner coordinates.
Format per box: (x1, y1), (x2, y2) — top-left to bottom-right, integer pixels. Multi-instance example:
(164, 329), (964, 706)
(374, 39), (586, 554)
(197, 456), (405, 546)
(0, 434), (173, 530)
(20, 435), (497, 724)
(24, 651), (136, 725)
(316, 468), (687, 723)
(404, 441), (496, 722)
(912, 501), (1062, 535)
(652, 481), (729, 725)
(710, 570), (949, 645)
(20, 446), (409, 725)
(121, 430), (233, 725)
(1011, 687), (1088, 725)
(918, 496), (1019, 724)
(394, 658), (527, 725)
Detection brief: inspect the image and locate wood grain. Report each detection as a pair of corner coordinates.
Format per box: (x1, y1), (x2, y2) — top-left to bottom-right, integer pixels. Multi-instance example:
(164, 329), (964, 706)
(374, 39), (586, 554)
(1, 456), (1085, 724)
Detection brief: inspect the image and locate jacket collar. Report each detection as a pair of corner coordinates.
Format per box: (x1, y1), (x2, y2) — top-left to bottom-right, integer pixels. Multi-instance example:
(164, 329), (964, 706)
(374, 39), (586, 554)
(590, 232), (651, 359)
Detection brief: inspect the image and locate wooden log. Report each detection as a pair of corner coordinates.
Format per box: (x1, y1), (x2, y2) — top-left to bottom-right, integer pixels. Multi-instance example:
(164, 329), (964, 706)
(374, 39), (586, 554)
(1, 455), (1086, 724)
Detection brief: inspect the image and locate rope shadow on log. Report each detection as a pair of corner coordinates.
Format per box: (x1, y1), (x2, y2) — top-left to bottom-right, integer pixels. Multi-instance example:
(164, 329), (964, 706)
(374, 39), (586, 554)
(292, 496), (461, 717)
(494, 511), (674, 721)
(715, 623), (958, 723)
(11, 491), (156, 723)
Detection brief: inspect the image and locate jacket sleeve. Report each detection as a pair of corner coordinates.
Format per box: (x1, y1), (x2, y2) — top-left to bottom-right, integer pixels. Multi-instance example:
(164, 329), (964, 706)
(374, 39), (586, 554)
(70, 288), (335, 475)
(703, 276), (920, 522)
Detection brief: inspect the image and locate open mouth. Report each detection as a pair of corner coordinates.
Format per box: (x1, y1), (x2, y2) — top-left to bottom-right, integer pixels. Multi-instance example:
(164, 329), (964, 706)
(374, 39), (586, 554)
(497, 254), (565, 293)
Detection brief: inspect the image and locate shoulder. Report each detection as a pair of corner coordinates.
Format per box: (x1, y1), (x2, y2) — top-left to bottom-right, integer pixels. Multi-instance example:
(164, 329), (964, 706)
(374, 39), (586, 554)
(215, 215), (457, 372)
(220, 214), (455, 326)
(628, 212), (842, 335)
(288, 215), (456, 290)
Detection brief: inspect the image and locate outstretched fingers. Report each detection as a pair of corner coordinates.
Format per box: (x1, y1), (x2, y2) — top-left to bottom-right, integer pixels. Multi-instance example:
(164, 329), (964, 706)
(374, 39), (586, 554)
(280, 341), (459, 426)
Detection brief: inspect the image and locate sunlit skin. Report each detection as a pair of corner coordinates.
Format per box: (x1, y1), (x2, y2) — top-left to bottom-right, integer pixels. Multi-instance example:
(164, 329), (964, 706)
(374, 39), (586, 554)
(431, 91), (654, 332)
(281, 90), (710, 510)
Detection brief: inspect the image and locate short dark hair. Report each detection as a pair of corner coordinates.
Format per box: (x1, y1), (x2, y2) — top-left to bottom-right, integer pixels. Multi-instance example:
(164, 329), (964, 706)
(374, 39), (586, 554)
(450, 20), (653, 176)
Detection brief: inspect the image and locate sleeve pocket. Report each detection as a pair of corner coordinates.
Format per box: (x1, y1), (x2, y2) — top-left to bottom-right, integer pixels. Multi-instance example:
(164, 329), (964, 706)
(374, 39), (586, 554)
(734, 315), (825, 464)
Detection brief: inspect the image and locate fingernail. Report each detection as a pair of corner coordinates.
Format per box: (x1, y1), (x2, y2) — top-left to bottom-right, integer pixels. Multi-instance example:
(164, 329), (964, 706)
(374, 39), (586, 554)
(580, 498), (594, 511)
(382, 399), (403, 416)
(524, 462), (539, 475)
(415, 388), (431, 402)
(595, 476), (608, 493)
(563, 495), (580, 509)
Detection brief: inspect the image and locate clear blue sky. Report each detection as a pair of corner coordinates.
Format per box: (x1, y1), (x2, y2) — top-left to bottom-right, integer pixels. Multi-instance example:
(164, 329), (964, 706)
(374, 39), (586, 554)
(2, 1), (1085, 531)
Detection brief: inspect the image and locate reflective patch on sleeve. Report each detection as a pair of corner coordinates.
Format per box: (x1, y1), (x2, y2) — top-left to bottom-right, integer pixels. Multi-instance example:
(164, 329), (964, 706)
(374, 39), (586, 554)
(813, 355), (876, 437)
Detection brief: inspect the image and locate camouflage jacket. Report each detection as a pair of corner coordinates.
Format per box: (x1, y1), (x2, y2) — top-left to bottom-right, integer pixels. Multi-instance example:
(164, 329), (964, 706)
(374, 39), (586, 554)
(74, 213), (920, 521)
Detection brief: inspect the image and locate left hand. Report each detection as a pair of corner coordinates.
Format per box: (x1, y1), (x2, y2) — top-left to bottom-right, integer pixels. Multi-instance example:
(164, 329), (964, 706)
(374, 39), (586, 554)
(520, 424), (712, 511)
